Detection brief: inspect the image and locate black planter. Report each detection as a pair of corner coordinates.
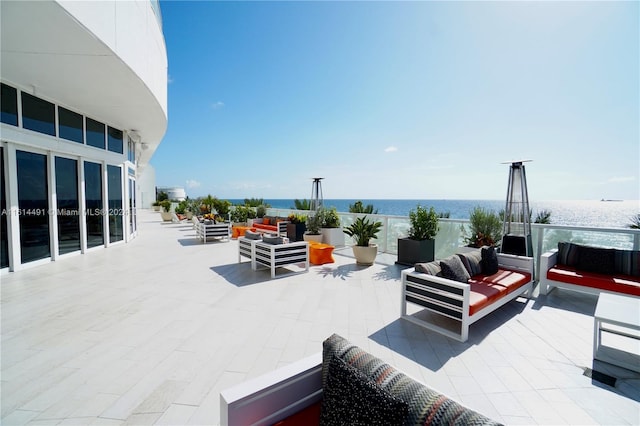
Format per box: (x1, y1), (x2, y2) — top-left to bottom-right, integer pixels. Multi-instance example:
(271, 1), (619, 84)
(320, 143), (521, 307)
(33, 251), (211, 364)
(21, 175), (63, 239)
(286, 223), (306, 242)
(396, 238), (435, 266)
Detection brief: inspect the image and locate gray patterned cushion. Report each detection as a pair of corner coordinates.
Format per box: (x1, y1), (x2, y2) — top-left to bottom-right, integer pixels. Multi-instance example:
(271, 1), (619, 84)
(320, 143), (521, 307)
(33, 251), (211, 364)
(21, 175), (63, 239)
(244, 230), (261, 240)
(440, 255), (471, 283)
(320, 355), (408, 426)
(457, 251), (483, 276)
(415, 261), (442, 276)
(262, 235), (283, 244)
(322, 334), (502, 426)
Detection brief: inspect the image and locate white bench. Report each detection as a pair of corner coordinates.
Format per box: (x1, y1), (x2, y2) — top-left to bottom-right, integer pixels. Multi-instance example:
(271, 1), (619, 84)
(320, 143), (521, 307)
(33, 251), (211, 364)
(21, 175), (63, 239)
(401, 253), (533, 342)
(195, 221), (231, 243)
(253, 240), (309, 278)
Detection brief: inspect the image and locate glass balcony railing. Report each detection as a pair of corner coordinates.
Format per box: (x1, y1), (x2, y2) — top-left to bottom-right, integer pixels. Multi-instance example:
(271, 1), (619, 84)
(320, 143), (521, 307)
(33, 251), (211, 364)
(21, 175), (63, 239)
(266, 208), (640, 280)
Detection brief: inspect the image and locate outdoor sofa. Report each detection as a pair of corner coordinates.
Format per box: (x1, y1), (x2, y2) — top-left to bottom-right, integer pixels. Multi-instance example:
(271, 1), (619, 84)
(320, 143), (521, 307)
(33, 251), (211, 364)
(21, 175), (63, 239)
(220, 333), (501, 425)
(248, 216), (289, 235)
(401, 247), (533, 342)
(539, 241), (640, 297)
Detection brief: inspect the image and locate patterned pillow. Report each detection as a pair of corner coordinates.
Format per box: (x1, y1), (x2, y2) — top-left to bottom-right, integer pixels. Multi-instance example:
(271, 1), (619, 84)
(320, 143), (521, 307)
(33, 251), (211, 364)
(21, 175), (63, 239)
(321, 334), (501, 426)
(262, 235), (283, 244)
(415, 261), (442, 276)
(244, 230), (261, 240)
(613, 249), (640, 277)
(320, 355), (408, 426)
(576, 245), (615, 275)
(557, 242), (580, 267)
(457, 251), (483, 276)
(440, 255), (471, 283)
(481, 246), (499, 275)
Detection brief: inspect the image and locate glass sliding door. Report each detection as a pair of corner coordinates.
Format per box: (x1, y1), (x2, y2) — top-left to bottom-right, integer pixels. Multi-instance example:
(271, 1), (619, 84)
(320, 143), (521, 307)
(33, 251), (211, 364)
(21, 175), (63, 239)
(84, 161), (104, 248)
(55, 157), (80, 254)
(107, 165), (123, 243)
(17, 150), (50, 263)
(1, 148), (8, 268)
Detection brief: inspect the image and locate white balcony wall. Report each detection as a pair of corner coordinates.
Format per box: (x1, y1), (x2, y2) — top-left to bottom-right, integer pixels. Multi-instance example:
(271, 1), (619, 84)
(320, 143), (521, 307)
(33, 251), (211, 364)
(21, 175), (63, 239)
(58, 0), (168, 120)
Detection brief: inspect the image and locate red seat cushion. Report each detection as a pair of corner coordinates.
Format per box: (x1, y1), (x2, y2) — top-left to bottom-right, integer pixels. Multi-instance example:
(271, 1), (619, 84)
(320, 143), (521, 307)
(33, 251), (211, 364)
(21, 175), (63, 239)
(467, 269), (531, 316)
(253, 223), (278, 232)
(273, 400), (321, 426)
(547, 266), (640, 296)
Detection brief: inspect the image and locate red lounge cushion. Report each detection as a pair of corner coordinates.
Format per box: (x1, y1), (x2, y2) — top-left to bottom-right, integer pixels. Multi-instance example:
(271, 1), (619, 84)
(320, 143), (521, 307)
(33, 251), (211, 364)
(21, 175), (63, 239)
(479, 270), (532, 294)
(253, 223), (278, 231)
(468, 282), (504, 316)
(547, 266), (640, 296)
(273, 400), (321, 426)
(467, 269), (531, 316)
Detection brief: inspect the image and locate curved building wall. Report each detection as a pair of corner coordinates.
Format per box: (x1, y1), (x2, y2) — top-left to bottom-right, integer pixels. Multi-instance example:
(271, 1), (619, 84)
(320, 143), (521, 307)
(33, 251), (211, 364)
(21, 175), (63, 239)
(0, 0), (168, 272)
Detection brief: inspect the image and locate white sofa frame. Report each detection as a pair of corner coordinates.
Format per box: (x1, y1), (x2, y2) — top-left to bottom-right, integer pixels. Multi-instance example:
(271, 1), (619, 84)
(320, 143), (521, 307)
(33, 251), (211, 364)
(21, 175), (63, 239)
(253, 240), (309, 278)
(539, 249), (639, 298)
(238, 236), (261, 265)
(220, 353), (322, 426)
(401, 253), (534, 342)
(195, 221), (231, 243)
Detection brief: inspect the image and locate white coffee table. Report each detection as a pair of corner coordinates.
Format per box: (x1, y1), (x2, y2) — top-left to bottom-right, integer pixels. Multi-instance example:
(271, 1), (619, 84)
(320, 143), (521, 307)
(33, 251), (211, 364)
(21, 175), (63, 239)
(593, 293), (640, 373)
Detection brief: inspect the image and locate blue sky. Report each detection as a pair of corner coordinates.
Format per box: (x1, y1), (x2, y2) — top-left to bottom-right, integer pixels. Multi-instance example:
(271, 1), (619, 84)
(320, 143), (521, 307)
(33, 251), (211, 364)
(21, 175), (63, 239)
(152, 1), (639, 201)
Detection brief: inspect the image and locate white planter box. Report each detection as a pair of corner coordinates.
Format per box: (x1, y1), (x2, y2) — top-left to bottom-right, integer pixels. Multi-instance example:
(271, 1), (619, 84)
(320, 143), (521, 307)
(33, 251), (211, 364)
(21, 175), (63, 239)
(321, 228), (344, 247)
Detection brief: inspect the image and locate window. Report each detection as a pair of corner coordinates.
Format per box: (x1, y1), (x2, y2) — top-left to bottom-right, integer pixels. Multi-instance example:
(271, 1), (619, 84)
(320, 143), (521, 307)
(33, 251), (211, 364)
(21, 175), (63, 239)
(1, 83), (18, 126)
(128, 139), (136, 163)
(86, 118), (105, 149)
(21, 92), (55, 136)
(108, 127), (124, 154)
(56, 157), (80, 254)
(58, 107), (84, 144)
(107, 166), (123, 243)
(84, 161), (104, 248)
(17, 150), (51, 263)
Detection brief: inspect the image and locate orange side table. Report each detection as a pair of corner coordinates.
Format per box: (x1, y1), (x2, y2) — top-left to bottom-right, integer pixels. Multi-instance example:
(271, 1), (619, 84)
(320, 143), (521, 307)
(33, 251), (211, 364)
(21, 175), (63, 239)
(308, 242), (335, 265)
(232, 226), (256, 239)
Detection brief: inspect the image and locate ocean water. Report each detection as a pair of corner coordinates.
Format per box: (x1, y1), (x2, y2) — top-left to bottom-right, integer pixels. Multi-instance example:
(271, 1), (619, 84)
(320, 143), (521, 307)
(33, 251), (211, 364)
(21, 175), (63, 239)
(230, 199), (640, 229)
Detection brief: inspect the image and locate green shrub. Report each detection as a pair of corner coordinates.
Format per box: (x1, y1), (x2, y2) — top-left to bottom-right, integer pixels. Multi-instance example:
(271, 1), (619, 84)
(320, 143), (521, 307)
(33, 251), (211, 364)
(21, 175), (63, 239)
(463, 206), (502, 247)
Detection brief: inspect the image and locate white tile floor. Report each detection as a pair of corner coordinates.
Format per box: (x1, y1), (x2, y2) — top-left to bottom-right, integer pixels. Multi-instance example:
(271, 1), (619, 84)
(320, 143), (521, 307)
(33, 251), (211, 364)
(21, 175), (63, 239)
(2, 209), (639, 425)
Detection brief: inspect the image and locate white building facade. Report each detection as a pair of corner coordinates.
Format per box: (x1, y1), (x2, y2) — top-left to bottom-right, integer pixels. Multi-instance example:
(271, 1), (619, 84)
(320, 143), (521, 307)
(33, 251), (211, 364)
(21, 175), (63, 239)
(0, 0), (168, 272)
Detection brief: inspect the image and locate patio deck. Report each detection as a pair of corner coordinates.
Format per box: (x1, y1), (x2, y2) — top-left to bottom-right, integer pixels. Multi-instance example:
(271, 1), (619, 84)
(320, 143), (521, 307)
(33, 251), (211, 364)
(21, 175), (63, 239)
(2, 209), (639, 425)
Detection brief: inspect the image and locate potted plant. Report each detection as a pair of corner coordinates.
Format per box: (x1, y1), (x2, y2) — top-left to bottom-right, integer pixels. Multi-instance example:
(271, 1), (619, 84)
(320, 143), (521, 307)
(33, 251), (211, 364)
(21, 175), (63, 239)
(319, 207), (344, 246)
(286, 213), (307, 242)
(397, 205), (439, 266)
(463, 206), (502, 248)
(303, 213), (323, 243)
(151, 200), (161, 212)
(159, 200), (173, 221)
(343, 215), (382, 266)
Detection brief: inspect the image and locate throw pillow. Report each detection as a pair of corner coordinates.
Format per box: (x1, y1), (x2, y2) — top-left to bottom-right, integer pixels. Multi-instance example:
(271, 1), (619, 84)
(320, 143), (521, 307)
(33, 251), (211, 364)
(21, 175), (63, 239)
(244, 230), (261, 240)
(262, 217), (270, 225)
(440, 255), (471, 283)
(262, 235), (283, 245)
(457, 251), (483, 276)
(481, 246), (499, 275)
(415, 261), (442, 276)
(577, 245), (615, 275)
(320, 355), (408, 426)
(613, 249), (640, 277)
(557, 242), (580, 267)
